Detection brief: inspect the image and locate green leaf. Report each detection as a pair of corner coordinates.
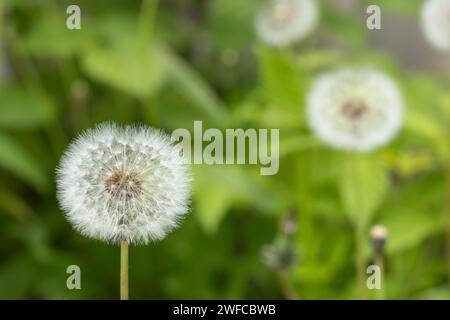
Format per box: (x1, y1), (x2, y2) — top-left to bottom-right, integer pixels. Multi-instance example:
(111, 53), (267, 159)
(322, 5), (367, 48)
(163, 49), (229, 125)
(376, 173), (444, 254)
(258, 47), (306, 116)
(297, 50), (343, 72)
(21, 12), (94, 58)
(404, 109), (445, 153)
(402, 75), (447, 155)
(193, 165), (238, 234)
(0, 256), (33, 299)
(208, 0), (258, 49)
(0, 133), (49, 192)
(440, 92), (450, 124)
(279, 134), (322, 158)
(80, 12), (165, 100)
(194, 165), (284, 233)
(0, 187), (33, 220)
(380, 208), (442, 255)
(338, 154), (389, 227)
(0, 85), (54, 129)
(81, 43), (165, 99)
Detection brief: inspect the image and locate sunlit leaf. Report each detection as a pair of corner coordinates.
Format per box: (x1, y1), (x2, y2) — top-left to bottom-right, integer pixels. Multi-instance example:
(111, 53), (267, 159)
(258, 47), (306, 118)
(81, 43), (165, 99)
(208, 0), (258, 49)
(194, 165), (284, 233)
(338, 154), (389, 227)
(322, 5), (367, 48)
(279, 134), (322, 158)
(376, 173), (444, 254)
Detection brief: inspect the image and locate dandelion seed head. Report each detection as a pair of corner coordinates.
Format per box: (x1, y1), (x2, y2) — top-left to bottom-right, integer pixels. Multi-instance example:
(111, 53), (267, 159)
(307, 68), (404, 152)
(255, 0), (319, 47)
(421, 0), (450, 51)
(56, 123), (191, 245)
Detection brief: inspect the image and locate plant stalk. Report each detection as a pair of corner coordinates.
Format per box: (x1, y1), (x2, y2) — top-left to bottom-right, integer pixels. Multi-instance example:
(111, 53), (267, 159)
(278, 272), (300, 300)
(446, 127), (450, 288)
(374, 254), (384, 300)
(355, 208), (366, 299)
(139, 0), (159, 45)
(120, 242), (129, 300)
(351, 153), (366, 299)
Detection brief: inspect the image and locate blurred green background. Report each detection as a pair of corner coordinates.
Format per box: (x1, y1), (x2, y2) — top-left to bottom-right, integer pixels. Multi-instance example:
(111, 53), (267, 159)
(0, 0), (449, 299)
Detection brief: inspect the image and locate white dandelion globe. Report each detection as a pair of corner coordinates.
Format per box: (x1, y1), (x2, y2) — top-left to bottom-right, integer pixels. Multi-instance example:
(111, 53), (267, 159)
(306, 68), (404, 152)
(255, 0), (319, 47)
(56, 123), (191, 244)
(421, 0), (450, 51)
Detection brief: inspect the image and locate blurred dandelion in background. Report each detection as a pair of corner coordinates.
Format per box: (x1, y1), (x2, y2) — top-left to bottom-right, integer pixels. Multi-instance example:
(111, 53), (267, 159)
(421, 0), (450, 51)
(306, 68), (403, 298)
(306, 68), (404, 152)
(255, 0), (319, 47)
(56, 122), (191, 299)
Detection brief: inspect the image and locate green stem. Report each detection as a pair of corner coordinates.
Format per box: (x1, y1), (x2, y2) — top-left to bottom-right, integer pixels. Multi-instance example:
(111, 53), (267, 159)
(138, 0), (159, 45)
(355, 209), (366, 299)
(447, 214), (450, 289)
(120, 242), (129, 300)
(278, 272), (299, 300)
(374, 254), (384, 300)
(351, 153), (366, 299)
(0, 1), (4, 43)
(445, 131), (450, 288)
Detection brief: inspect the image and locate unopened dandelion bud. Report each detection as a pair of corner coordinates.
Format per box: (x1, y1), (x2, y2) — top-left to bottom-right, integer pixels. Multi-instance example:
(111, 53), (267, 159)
(280, 209), (298, 237)
(371, 224), (388, 256)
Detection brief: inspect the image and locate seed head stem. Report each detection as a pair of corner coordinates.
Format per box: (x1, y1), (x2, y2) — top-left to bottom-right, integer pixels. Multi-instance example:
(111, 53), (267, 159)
(120, 242), (129, 300)
(351, 153), (366, 299)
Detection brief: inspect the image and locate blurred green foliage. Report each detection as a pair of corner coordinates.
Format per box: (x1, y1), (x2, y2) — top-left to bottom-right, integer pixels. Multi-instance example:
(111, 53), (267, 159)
(0, 0), (449, 299)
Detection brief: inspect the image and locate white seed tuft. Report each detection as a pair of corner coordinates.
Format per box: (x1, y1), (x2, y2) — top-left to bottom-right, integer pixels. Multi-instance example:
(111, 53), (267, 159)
(56, 122), (191, 245)
(306, 68), (404, 152)
(421, 0), (450, 51)
(255, 0), (319, 47)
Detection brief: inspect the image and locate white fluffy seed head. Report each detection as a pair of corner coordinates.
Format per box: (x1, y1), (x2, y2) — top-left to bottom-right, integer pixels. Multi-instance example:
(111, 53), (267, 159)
(56, 123), (191, 245)
(421, 0), (450, 51)
(306, 68), (404, 152)
(255, 0), (319, 47)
